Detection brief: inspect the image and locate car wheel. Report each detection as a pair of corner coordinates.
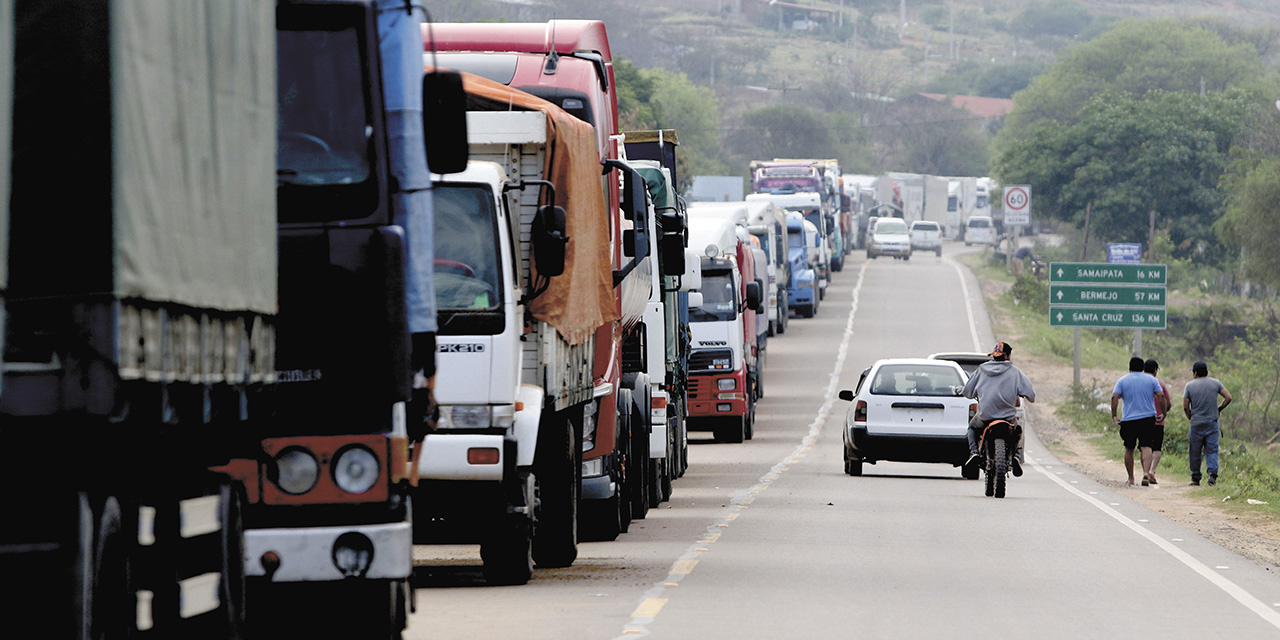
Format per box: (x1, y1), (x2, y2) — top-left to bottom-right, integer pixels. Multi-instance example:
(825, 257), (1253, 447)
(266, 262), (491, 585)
(904, 254), (910, 261)
(848, 459), (863, 476)
(936, 247), (942, 257)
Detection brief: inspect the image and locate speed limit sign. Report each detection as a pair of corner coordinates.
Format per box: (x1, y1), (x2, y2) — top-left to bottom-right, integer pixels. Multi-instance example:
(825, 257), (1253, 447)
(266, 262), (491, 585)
(1003, 184), (1031, 226)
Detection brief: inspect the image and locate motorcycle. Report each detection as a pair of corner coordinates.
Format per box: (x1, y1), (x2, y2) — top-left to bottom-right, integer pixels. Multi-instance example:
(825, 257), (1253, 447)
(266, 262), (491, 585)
(978, 418), (1022, 498)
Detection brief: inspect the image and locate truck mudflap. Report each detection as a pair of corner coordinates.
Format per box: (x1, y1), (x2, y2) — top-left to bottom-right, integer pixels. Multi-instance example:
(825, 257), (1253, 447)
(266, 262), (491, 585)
(417, 433), (505, 482)
(244, 521), (412, 582)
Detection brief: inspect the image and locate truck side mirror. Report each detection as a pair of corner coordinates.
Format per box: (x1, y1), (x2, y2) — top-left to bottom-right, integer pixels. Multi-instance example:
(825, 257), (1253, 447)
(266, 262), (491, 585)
(661, 235), (685, 275)
(745, 281), (761, 311)
(422, 71), (469, 174)
(661, 212), (685, 234)
(531, 205), (567, 277)
(686, 291), (703, 310)
(753, 279), (766, 313)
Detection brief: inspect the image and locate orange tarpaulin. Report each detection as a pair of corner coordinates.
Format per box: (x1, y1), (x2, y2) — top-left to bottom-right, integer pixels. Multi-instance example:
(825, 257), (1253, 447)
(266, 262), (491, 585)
(431, 68), (618, 345)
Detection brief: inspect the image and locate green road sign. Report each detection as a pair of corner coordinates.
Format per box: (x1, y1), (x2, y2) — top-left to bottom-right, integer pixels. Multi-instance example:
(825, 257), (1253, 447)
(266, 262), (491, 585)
(1049, 306), (1167, 329)
(1050, 284), (1167, 307)
(1049, 262), (1167, 285)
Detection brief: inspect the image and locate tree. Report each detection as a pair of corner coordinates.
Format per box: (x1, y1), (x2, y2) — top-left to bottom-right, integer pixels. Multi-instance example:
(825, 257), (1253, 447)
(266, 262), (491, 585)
(994, 89), (1251, 260)
(1015, 1), (1092, 39)
(1219, 155), (1280, 289)
(1000, 18), (1277, 136)
(726, 104), (834, 164)
(641, 67), (731, 183)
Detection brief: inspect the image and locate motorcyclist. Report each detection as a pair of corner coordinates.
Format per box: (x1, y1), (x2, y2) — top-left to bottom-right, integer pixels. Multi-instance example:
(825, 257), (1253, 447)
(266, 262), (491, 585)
(962, 341), (1036, 477)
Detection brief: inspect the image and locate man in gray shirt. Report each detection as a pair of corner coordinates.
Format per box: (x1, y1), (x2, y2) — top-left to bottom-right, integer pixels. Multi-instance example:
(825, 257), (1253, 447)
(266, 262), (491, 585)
(1183, 361), (1233, 486)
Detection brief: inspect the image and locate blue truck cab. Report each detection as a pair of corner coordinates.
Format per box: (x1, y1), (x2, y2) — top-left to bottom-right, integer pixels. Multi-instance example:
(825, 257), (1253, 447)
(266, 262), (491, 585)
(785, 211), (818, 318)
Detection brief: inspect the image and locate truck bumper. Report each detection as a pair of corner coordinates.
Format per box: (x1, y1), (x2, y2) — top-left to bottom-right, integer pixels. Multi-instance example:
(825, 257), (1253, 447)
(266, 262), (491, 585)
(416, 433), (505, 482)
(788, 287), (815, 308)
(686, 371), (747, 419)
(581, 473), (618, 501)
(244, 520), (412, 582)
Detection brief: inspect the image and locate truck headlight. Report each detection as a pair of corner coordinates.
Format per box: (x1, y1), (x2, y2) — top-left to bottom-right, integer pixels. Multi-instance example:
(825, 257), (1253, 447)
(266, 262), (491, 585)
(275, 448), (319, 495)
(332, 445), (380, 495)
(582, 401), (598, 451)
(717, 378), (736, 391)
(440, 405), (492, 429)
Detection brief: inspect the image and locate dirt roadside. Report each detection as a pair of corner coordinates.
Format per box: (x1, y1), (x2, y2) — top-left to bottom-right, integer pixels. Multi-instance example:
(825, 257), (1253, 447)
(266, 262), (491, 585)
(975, 270), (1280, 570)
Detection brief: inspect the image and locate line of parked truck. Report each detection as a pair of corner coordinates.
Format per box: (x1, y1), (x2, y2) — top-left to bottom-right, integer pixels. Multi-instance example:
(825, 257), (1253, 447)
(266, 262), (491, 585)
(0, 3), (1014, 637)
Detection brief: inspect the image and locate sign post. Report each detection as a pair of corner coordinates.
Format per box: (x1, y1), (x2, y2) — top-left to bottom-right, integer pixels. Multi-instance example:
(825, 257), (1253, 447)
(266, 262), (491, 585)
(1049, 261), (1167, 383)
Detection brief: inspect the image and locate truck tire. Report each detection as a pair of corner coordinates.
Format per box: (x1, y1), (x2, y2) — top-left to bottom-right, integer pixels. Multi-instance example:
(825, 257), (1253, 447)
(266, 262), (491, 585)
(715, 416), (745, 444)
(744, 401), (755, 441)
(91, 494), (131, 640)
(627, 397), (650, 521)
(533, 416), (579, 569)
(778, 300), (788, 334)
(218, 482), (247, 638)
(481, 513), (534, 586)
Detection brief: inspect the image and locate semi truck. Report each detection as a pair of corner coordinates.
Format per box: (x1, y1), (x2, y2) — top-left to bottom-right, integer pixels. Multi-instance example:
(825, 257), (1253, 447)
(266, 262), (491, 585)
(0, 3), (275, 636)
(684, 213), (764, 443)
(622, 129), (698, 503)
(416, 69), (613, 582)
(786, 212), (822, 318)
(245, 3), (471, 637)
(742, 200), (790, 337)
(747, 191), (829, 301)
(426, 20), (661, 540)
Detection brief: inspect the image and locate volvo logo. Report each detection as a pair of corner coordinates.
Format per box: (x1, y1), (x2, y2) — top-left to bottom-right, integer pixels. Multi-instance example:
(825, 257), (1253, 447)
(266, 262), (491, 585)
(277, 369), (322, 383)
(438, 343), (486, 353)
(698, 341), (728, 346)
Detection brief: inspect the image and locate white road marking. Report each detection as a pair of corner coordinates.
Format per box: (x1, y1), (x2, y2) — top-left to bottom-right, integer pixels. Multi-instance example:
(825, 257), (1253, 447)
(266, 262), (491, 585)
(948, 256), (983, 352)
(1032, 457), (1280, 630)
(612, 261), (870, 639)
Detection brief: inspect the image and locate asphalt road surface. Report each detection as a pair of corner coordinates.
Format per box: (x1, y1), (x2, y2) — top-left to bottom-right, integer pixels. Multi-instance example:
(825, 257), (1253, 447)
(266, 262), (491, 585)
(407, 242), (1280, 640)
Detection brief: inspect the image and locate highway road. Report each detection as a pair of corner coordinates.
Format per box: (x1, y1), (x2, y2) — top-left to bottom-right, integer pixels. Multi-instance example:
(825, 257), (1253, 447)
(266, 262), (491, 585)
(406, 244), (1280, 639)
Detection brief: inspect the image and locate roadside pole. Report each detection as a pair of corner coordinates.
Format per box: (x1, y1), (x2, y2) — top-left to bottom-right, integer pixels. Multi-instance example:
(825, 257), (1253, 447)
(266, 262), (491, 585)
(1073, 327), (1081, 387)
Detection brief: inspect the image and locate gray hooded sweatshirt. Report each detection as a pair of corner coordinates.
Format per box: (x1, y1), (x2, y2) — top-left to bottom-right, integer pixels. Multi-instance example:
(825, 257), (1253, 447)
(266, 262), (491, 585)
(962, 360), (1036, 421)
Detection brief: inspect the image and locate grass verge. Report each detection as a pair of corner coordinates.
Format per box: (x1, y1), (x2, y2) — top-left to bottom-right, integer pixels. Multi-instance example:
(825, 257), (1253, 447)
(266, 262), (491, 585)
(960, 250), (1280, 516)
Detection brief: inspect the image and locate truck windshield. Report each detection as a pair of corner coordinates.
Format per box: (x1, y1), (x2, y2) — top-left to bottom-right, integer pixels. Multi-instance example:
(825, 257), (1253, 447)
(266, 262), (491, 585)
(804, 210), (823, 233)
(276, 10), (376, 223)
(788, 231), (805, 248)
(433, 184), (503, 311)
(691, 271), (737, 323)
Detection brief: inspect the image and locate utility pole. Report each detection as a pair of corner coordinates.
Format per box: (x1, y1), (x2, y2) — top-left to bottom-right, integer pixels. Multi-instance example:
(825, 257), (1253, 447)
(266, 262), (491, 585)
(900, 0), (906, 40)
(949, 2), (955, 60)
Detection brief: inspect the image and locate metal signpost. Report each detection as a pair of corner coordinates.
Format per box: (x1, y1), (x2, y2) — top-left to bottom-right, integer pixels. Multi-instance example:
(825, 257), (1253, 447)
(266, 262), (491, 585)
(1049, 261), (1168, 385)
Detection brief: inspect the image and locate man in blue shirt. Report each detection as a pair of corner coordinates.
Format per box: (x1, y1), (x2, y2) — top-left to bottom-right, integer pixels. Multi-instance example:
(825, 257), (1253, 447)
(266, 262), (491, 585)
(1112, 356), (1167, 486)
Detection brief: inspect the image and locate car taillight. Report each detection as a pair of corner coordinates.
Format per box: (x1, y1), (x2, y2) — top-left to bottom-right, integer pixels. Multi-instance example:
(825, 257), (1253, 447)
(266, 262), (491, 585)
(969, 403), (977, 421)
(854, 400), (867, 422)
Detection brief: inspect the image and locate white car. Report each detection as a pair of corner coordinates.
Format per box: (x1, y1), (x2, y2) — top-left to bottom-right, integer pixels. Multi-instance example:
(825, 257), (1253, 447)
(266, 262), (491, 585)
(909, 220), (942, 256)
(964, 216), (997, 246)
(866, 218), (911, 260)
(838, 358), (975, 476)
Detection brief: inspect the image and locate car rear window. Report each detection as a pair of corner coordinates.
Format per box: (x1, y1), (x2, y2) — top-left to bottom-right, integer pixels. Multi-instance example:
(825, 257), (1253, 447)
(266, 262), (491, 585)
(968, 218), (991, 228)
(869, 364), (964, 396)
(911, 222), (939, 231)
(875, 220), (908, 234)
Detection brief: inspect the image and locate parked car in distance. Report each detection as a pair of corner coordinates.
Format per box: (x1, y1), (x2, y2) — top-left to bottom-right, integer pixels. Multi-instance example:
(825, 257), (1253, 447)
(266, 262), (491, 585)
(909, 220), (942, 256)
(927, 351), (992, 377)
(867, 218), (911, 260)
(838, 358), (975, 477)
(964, 216), (997, 246)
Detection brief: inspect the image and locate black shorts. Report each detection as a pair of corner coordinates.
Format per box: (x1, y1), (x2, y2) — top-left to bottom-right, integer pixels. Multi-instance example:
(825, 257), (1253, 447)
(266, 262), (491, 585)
(1149, 422), (1165, 452)
(1119, 416), (1156, 450)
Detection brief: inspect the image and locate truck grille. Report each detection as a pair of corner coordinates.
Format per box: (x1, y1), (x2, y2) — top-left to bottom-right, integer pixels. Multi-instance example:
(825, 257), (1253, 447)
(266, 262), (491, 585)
(689, 349), (733, 373)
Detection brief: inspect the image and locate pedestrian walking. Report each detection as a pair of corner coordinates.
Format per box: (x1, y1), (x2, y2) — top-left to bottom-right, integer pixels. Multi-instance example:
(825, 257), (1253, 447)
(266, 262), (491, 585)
(1184, 361), (1233, 486)
(1111, 356), (1166, 486)
(1143, 359), (1171, 485)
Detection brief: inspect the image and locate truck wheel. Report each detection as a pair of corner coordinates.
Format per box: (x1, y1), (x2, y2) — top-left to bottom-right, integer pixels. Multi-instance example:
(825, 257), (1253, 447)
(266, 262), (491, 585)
(91, 494), (131, 640)
(904, 254), (911, 261)
(218, 482), (247, 637)
(481, 514), (534, 586)
(778, 301), (788, 334)
(628, 398), (650, 521)
(744, 401), (755, 441)
(533, 416), (579, 569)
(715, 416), (745, 444)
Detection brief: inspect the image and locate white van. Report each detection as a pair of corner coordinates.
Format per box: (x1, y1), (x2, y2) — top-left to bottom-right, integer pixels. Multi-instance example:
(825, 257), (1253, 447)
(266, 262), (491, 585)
(964, 216), (997, 247)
